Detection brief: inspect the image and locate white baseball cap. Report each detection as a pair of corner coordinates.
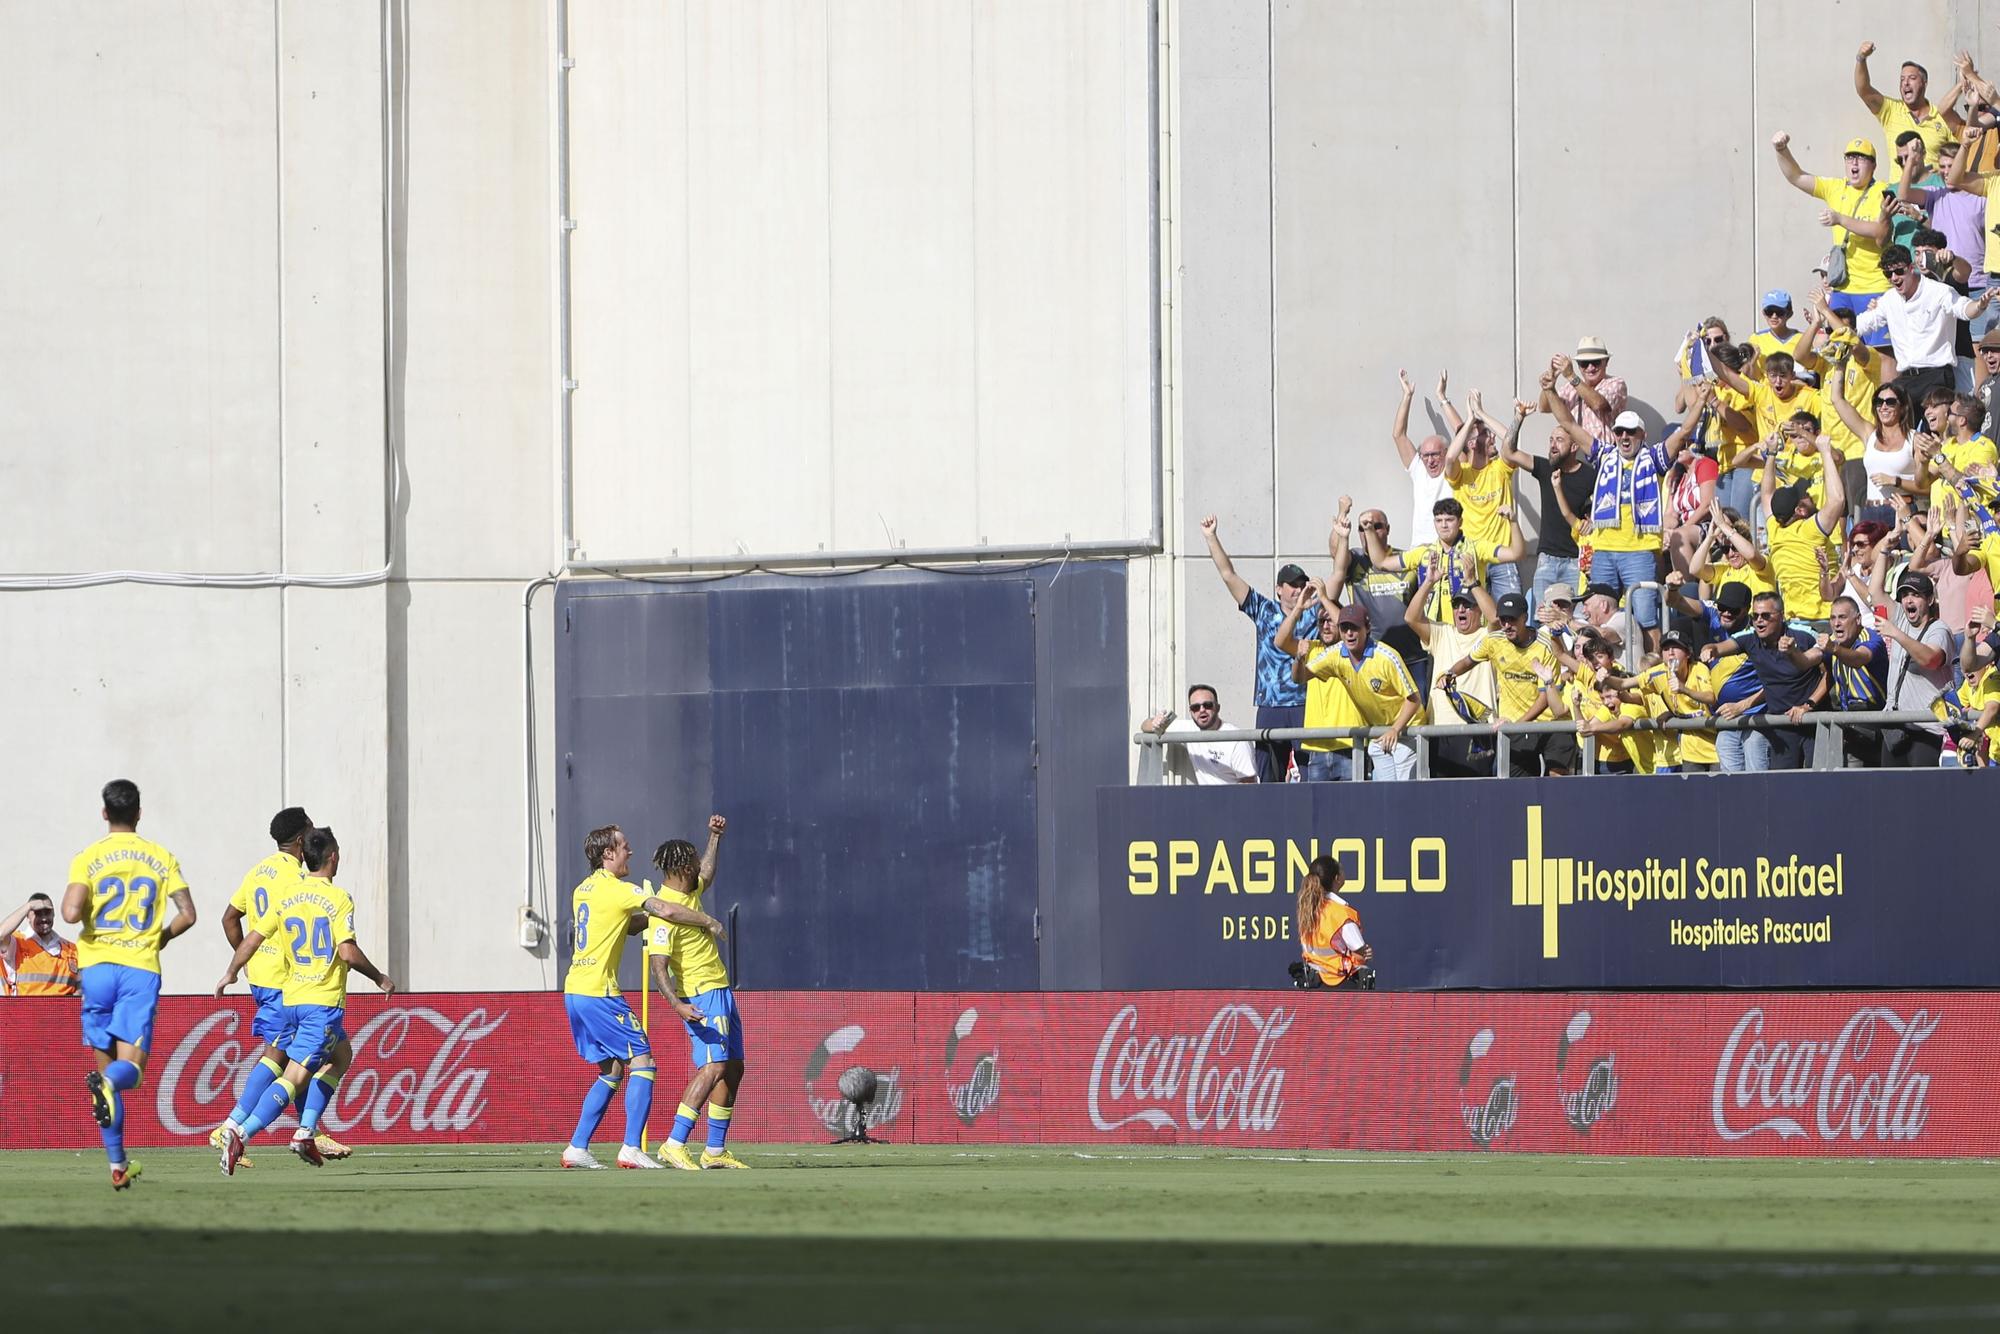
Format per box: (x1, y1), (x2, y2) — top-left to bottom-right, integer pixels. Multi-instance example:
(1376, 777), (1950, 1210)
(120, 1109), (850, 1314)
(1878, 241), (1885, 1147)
(1612, 410), (1644, 431)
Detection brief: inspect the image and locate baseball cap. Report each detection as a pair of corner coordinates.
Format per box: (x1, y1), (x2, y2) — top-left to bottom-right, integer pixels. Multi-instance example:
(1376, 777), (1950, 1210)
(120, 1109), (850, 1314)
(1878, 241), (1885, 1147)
(1612, 409), (1644, 432)
(1544, 582), (1577, 605)
(1978, 327), (2000, 351)
(1845, 137), (1877, 159)
(1448, 591), (1479, 610)
(1276, 563), (1309, 587)
(1771, 483), (1805, 518)
(1575, 335), (1610, 361)
(1495, 592), (1530, 620)
(1716, 582), (1753, 612)
(1659, 630), (1692, 653)
(1584, 583), (1619, 602)
(1760, 288), (1792, 311)
(1335, 602), (1369, 628)
(1896, 569), (1937, 599)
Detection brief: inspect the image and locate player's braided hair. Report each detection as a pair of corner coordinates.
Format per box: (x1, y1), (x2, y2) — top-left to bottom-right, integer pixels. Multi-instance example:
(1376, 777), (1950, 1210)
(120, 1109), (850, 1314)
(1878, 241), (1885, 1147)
(652, 839), (700, 886)
(1296, 854), (1342, 941)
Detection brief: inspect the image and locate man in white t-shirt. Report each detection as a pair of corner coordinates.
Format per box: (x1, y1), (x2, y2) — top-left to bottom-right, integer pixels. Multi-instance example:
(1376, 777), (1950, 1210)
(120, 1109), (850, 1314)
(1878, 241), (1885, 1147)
(1854, 243), (1993, 401)
(1392, 369), (1454, 545)
(1140, 685), (1257, 785)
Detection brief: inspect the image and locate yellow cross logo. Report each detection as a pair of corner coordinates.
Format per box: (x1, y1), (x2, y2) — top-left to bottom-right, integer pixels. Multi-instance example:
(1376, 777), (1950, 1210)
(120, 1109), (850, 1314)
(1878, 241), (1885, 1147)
(1510, 805), (1573, 960)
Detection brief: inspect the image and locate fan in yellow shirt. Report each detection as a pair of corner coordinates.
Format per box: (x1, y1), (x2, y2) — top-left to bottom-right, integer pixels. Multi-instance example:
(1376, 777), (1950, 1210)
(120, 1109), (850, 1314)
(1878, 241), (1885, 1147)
(1763, 433), (1848, 622)
(1856, 48), (1960, 168)
(1637, 634), (1719, 770)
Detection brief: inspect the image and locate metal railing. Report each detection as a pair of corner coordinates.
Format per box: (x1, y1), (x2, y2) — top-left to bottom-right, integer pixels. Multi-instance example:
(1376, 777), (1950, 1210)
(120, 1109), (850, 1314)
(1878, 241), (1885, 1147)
(1133, 711), (1949, 783)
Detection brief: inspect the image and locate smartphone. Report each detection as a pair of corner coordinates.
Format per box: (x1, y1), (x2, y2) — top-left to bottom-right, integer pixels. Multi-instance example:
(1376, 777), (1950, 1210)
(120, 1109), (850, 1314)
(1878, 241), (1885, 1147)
(1873, 604), (1890, 624)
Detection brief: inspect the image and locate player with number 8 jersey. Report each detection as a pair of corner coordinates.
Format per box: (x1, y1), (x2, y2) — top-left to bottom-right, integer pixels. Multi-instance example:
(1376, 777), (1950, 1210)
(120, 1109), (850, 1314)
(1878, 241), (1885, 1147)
(64, 778), (199, 1190)
(559, 824), (725, 1171)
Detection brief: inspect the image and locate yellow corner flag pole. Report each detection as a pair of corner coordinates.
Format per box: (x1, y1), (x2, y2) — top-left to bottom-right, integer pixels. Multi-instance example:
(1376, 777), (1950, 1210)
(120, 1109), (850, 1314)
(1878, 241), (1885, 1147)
(639, 931), (655, 1154)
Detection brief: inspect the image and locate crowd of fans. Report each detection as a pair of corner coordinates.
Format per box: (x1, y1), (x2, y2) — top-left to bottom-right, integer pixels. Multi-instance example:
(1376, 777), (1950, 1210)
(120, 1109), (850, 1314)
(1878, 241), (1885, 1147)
(1145, 41), (2000, 783)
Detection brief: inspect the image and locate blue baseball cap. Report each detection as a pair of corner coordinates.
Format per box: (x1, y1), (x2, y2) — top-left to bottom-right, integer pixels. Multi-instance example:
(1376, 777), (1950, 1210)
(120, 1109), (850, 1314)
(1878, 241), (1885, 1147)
(1761, 288), (1793, 311)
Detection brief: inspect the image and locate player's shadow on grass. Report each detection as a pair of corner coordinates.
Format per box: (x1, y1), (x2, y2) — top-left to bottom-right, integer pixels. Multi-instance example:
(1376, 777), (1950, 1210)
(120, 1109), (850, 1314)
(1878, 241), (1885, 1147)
(13, 1227), (2000, 1333)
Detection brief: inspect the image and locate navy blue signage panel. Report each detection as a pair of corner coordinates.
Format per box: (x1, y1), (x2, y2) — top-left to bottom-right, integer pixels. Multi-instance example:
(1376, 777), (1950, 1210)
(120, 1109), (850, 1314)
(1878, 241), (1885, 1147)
(1097, 773), (2000, 989)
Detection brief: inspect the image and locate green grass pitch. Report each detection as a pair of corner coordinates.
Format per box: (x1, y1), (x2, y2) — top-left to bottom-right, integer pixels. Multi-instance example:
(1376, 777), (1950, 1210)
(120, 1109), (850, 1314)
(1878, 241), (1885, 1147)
(11, 1143), (2000, 1332)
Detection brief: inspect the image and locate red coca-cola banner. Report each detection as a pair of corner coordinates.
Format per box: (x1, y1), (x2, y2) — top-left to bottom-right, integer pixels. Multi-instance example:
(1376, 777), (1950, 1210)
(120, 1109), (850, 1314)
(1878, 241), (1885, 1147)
(0, 990), (1983, 1155)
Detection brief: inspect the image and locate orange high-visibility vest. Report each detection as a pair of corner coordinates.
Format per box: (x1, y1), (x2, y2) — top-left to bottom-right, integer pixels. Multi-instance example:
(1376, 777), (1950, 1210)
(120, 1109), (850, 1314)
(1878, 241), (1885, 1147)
(1300, 898), (1366, 986)
(13, 934), (80, 996)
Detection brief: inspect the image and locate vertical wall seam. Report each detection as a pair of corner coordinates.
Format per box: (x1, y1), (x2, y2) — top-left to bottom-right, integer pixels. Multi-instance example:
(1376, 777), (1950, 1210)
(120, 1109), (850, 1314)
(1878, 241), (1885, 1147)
(1750, 0), (1759, 309)
(682, 1), (695, 549)
(1510, 0), (1520, 405)
(274, 0), (289, 800)
(825, 0), (837, 549)
(1265, 0), (1277, 563)
(969, 0), (981, 543)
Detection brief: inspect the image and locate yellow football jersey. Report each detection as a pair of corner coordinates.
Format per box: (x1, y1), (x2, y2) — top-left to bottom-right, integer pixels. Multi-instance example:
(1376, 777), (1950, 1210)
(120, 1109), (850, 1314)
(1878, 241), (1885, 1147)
(249, 876), (357, 1007)
(230, 851), (303, 990)
(69, 833), (190, 974)
(563, 869), (649, 997)
(649, 876), (728, 998)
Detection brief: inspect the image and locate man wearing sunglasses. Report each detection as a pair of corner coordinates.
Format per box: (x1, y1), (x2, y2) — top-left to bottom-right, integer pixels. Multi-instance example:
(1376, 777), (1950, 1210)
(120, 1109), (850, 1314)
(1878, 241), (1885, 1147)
(1855, 244), (1992, 403)
(1139, 686), (1256, 786)
(1702, 591), (1824, 770)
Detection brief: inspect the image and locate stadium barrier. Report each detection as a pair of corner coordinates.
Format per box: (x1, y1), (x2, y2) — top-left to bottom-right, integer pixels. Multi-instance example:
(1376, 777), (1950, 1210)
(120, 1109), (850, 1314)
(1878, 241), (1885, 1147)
(1133, 710), (1949, 780)
(0, 989), (1985, 1155)
(1097, 771), (2000, 988)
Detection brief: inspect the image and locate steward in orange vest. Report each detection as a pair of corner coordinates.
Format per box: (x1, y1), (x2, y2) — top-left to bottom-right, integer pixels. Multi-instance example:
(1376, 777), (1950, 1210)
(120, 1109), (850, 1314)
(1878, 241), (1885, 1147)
(1295, 854), (1374, 987)
(3, 894), (82, 996)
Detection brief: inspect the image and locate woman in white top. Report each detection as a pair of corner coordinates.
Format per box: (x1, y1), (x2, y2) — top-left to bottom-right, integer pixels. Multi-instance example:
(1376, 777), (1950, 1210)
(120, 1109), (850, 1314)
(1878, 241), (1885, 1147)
(1827, 363), (1917, 527)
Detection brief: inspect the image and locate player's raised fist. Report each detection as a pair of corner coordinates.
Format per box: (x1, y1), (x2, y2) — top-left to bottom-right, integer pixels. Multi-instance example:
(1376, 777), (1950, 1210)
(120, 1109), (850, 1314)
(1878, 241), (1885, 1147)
(708, 814), (727, 837)
(1857, 41), (1875, 60)
(1771, 131), (1790, 150)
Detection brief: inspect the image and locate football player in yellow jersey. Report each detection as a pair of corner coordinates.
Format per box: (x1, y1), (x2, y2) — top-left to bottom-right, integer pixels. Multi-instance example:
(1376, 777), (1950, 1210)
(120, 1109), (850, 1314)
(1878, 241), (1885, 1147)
(214, 827), (393, 1173)
(62, 779), (197, 1189)
(646, 816), (749, 1169)
(560, 824), (724, 1170)
(209, 807), (345, 1167)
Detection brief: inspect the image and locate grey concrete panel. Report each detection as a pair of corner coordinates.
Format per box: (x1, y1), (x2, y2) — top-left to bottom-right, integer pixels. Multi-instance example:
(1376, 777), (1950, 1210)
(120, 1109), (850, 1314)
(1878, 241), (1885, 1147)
(568, 0), (695, 563)
(682, 1), (836, 559)
(283, 586), (389, 960)
(396, 0), (553, 578)
(0, 587), (282, 993)
(1752, 3), (1955, 318)
(1271, 0), (1516, 559)
(0, 4), (279, 573)
(281, 0), (388, 573)
(972, 0), (1154, 547)
(1177, 0), (1275, 557)
(1516, 0), (1754, 444)
(826, 0), (980, 553)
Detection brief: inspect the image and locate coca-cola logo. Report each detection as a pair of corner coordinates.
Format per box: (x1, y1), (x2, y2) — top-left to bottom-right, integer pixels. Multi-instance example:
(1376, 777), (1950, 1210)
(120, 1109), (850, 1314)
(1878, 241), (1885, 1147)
(804, 1024), (903, 1135)
(942, 1007), (1000, 1126)
(1555, 1010), (1618, 1134)
(1458, 1028), (1517, 1148)
(154, 1006), (504, 1137)
(1087, 1003), (1289, 1134)
(1712, 1006), (1937, 1143)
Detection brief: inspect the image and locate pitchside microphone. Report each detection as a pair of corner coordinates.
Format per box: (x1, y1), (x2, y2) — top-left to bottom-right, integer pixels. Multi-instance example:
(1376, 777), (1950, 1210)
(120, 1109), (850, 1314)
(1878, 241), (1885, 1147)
(831, 1066), (886, 1146)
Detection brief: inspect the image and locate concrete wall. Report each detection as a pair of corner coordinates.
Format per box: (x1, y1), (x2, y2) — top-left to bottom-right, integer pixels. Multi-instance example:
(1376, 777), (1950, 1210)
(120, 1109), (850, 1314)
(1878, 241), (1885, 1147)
(0, 0), (558, 995)
(564, 0), (1155, 563)
(1159, 0), (1981, 732)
